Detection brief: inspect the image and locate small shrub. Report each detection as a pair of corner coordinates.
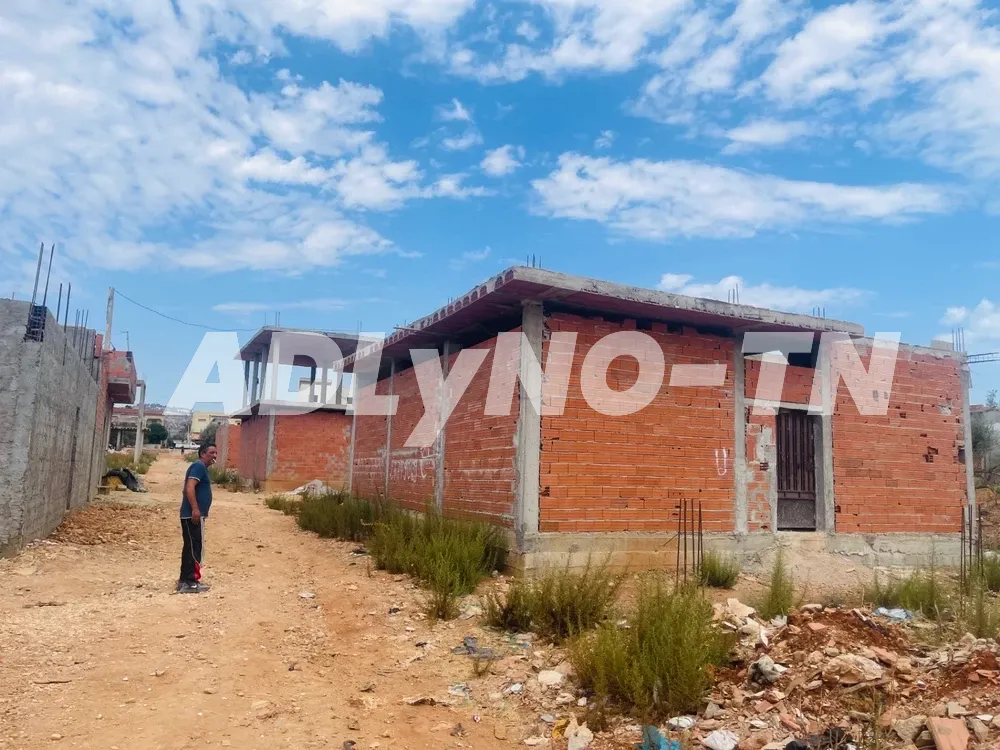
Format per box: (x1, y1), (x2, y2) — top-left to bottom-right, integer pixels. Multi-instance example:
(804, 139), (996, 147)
(699, 551), (741, 589)
(265, 495), (302, 516)
(184, 452), (198, 463)
(484, 577), (534, 632)
(528, 562), (622, 642)
(572, 582), (732, 720)
(863, 565), (947, 619)
(296, 492), (378, 542)
(971, 556), (1000, 593)
(757, 550), (796, 620)
(965, 581), (1000, 640)
(208, 465), (240, 489)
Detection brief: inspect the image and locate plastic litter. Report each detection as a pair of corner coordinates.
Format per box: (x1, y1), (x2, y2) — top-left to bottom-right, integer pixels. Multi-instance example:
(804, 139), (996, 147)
(783, 727), (853, 749)
(666, 716), (696, 730)
(565, 718), (594, 750)
(451, 636), (496, 659)
(702, 730), (739, 750)
(873, 607), (912, 621)
(750, 655), (784, 685)
(635, 726), (682, 750)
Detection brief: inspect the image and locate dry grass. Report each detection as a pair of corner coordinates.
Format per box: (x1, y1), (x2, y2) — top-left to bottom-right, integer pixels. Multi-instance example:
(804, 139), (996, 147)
(756, 549), (796, 620)
(698, 551), (742, 589)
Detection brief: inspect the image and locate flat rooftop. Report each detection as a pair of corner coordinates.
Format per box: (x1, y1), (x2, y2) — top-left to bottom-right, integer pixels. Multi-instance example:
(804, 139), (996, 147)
(346, 266), (866, 368)
(239, 327), (367, 366)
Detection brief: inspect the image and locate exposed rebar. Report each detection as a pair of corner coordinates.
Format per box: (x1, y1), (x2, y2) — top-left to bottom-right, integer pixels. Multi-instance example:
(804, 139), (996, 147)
(30, 242), (44, 306)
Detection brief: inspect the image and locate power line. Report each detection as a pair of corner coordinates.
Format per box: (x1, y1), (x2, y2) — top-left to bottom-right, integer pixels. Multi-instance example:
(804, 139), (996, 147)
(113, 289), (256, 332)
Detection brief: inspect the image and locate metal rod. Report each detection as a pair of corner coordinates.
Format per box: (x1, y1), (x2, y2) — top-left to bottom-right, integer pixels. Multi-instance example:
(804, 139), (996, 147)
(675, 500), (682, 587)
(698, 501), (704, 579)
(73, 310), (80, 347)
(63, 284), (72, 327)
(683, 498), (688, 584)
(30, 242), (44, 306)
(55, 284), (63, 323)
(41, 243), (55, 307)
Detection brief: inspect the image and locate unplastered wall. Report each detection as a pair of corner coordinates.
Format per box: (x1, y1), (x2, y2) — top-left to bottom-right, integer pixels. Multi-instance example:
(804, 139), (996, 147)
(442, 335), (519, 526)
(270, 411), (352, 491)
(539, 312), (736, 533)
(236, 413), (269, 487)
(350, 331), (520, 526)
(833, 343), (967, 534)
(0, 301), (103, 553)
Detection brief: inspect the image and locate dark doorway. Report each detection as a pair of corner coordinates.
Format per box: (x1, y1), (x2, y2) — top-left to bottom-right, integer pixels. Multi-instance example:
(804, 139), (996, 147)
(776, 409), (818, 530)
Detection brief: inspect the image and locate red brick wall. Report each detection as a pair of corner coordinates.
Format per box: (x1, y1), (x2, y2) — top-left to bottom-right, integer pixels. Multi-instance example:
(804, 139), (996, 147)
(217, 422), (241, 471)
(387, 364), (437, 511)
(351, 377), (391, 499)
(443, 336), (518, 526)
(745, 360), (818, 406)
(746, 412), (775, 532)
(833, 345), (966, 533)
(539, 313), (736, 533)
(269, 412), (352, 491)
(237, 413), (269, 486)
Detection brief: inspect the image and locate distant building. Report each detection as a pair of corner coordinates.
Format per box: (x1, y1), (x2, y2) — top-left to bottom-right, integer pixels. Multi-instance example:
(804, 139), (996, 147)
(191, 409), (227, 442)
(111, 405), (165, 449)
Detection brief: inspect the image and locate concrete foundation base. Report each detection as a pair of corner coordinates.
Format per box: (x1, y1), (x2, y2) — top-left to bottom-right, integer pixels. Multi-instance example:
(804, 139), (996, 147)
(515, 530), (962, 573)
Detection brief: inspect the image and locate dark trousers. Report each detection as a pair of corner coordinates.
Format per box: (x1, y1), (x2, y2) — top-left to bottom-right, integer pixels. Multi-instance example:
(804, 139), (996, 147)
(180, 519), (203, 583)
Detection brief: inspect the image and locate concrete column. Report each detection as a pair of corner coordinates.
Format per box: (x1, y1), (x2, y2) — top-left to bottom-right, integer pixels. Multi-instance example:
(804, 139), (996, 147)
(251, 355), (260, 404)
(268, 338), (280, 402)
(515, 302), (543, 549)
(243, 359), (251, 408)
(320, 367), (329, 405)
(334, 371), (344, 405)
(962, 357), (976, 534)
(434, 342), (452, 512)
(133, 381), (146, 464)
(819, 345), (836, 532)
(116, 429), (122, 450)
(383, 359), (396, 499)
(733, 335), (748, 534)
(259, 345), (270, 405)
(347, 377), (357, 494)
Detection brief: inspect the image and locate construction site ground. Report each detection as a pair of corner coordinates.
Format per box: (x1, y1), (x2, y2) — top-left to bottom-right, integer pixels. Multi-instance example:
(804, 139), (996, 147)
(1, 453), (998, 750)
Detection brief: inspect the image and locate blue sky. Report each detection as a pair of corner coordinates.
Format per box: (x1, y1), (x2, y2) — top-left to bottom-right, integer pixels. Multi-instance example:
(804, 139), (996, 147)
(2, 0), (1000, 404)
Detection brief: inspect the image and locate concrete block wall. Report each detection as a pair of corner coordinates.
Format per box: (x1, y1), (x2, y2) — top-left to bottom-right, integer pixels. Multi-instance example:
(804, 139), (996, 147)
(833, 344), (967, 534)
(539, 312), (736, 533)
(0, 301), (103, 555)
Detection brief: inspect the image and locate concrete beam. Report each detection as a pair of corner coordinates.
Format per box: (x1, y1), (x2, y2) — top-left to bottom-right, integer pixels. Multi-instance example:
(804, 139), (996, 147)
(132, 381), (146, 464)
(515, 302), (543, 550)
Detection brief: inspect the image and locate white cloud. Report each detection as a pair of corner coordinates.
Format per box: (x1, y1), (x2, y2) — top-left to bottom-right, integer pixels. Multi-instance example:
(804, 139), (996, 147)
(516, 21), (540, 42)
(442, 130), (484, 151)
(450, 246), (492, 269)
(594, 130), (615, 149)
(0, 1), (488, 280)
(942, 306), (969, 325)
(532, 153), (951, 240)
(437, 97), (474, 122)
(940, 301), (1000, 344)
(481, 145), (525, 176)
(214, 298), (353, 314)
(724, 118), (811, 152)
(230, 50), (254, 66)
(657, 272), (866, 313)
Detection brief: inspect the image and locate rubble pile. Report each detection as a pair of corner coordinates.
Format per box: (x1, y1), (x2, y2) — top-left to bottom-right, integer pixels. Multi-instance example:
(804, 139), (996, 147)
(472, 598), (999, 749)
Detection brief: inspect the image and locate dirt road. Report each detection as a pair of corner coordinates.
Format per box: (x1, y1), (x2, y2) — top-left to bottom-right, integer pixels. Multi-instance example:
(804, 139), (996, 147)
(0, 454), (537, 750)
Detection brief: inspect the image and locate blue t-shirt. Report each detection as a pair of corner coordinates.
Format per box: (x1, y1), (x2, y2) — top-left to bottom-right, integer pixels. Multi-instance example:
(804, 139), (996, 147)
(180, 461), (212, 519)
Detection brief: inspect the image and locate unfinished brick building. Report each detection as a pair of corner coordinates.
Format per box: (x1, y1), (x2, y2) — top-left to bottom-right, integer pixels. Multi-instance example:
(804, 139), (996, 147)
(224, 328), (360, 491)
(343, 267), (974, 569)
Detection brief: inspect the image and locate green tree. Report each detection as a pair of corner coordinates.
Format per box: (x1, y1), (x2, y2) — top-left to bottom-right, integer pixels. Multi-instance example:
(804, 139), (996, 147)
(146, 422), (169, 445)
(200, 421), (219, 446)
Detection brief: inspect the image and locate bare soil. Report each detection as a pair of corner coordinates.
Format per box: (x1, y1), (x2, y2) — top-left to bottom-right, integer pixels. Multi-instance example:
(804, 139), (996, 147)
(0, 454), (547, 750)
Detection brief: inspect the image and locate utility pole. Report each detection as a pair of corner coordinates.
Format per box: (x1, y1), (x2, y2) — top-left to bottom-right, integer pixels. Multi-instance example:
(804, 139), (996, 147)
(104, 287), (115, 351)
(133, 380), (147, 464)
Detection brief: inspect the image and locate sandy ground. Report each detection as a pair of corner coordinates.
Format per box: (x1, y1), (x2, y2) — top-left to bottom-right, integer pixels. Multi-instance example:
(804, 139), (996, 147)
(0, 454), (545, 750)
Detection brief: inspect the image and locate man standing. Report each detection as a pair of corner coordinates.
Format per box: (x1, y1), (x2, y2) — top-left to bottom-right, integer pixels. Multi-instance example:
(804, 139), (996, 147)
(177, 443), (218, 594)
